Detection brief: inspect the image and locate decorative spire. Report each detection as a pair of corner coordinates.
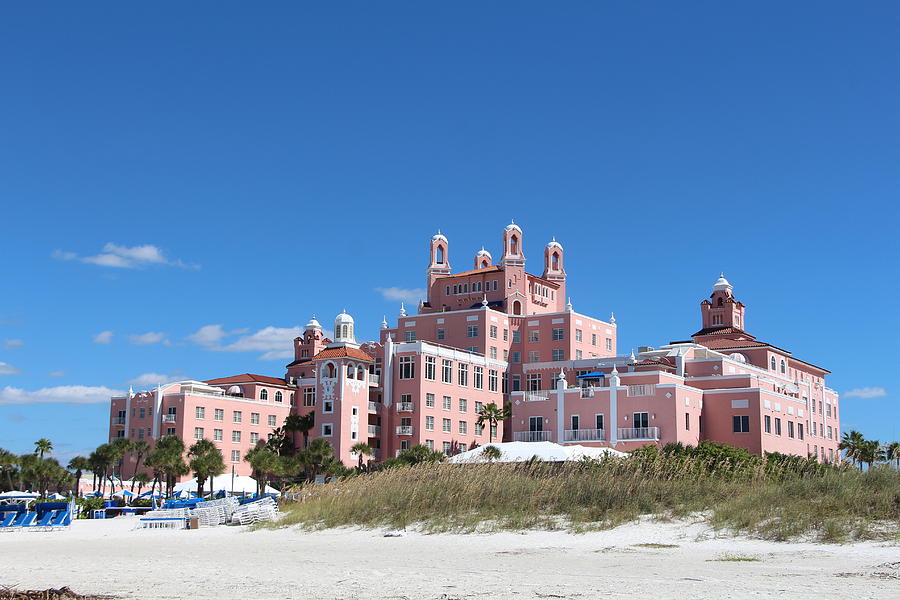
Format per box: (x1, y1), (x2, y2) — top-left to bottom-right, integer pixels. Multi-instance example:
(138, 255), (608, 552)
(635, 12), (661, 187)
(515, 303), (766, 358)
(566, 297), (573, 312)
(482, 294), (488, 308)
(630, 349), (636, 362)
(611, 364), (619, 376)
(381, 316), (388, 329)
(129, 385), (134, 398)
(399, 303), (406, 317)
(609, 311), (616, 324)
(558, 368), (566, 381)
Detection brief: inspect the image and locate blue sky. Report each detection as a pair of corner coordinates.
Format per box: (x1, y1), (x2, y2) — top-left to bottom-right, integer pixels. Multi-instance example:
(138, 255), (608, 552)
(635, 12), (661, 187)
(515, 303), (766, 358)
(1, 2), (897, 461)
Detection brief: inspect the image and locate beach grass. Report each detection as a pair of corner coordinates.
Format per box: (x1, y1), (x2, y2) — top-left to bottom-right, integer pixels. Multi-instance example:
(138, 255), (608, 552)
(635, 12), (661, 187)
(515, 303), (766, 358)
(274, 452), (900, 542)
(708, 554), (761, 562)
(633, 543), (680, 548)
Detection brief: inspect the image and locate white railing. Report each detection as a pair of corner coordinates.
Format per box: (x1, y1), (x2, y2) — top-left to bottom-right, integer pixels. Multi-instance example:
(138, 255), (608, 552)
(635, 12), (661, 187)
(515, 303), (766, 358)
(368, 401), (380, 411)
(564, 428), (605, 442)
(617, 427), (660, 440)
(580, 387), (595, 398)
(367, 425), (381, 436)
(369, 374), (381, 385)
(524, 390), (551, 402)
(162, 414), (176, 423)
(396, 402), (414, 412)
(111, 417), (126, 426)
(396, 426), (414, 436)
(513, 430), (552, 442)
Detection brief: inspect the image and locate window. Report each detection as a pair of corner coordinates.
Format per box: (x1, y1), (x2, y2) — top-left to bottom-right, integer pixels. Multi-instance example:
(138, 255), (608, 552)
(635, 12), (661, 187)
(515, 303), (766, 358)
(442, 418), (452, 433)
(473, 366), (483, 389)
(232, 431), (241, 443)
(467, 325), (479, 338)
(780, 360), (786, 374)
(552, 349), (564, 361)
(468, 346), (477, 353)
(250, 432), (259, 445)
(529, 330), (540, 343)
(233, 411), (242, 423)
(684, 413), (690, 431)
(214, 429), (223, 441)
(503, 329), (508, 341)
(552, 328), (564, 341)
(231, 450), (240, 463)
(437, 328), (445, 340)
(571, 414), (580, 430)
(267, 415), (276, 427)
(214, 408), (224, 421)
(788, 421), (795, 438)
(512, 351), (521, 363)
(474, 401), (483, 413)
(260, 389), (269, 401)
(322, 424), (333, 437)
(194, 427), (204, 440)
(575, 329), (582, 342)
(249, 412), (259, 425)
(425, 416), (435, 430)
(442, 396), (452, 410)
(764, 415), (771, 434)
(195, 406), (205, 419)
(488, 369), (499, 392)
(399, 356), (415, 379)
(275, 391), (283, 403)
(827, 426), (832, 439)
(424, 356), (436, 380)
(633, 412), (649, 429)
(512, 330), (521, 343)
(575, 350), (582, 360)
(167, 406), (177, 416)
(442, 441), (452, 455)
(303, 388), (316, 406)
(771, 356), (777, 370)
(774, 418), (782, 436)
(528, 351), (540, 362)
(798, 423), (804, 440)
(628, 385), (652, 396)
(139, 407), (146, 418)
(605, 338), (612, 351)
(166, 427), (176, 435)
(812, 421), (817, 436)
(442, 359), (453, 383)
(425, 393), (435, 408)
(732, 416), (750, 433)
(490, 325), (498, 339)
(458, 363), (468, 386)
(591, 334), (597, 346)
(475, 423), (483, 436)
(527, 373), (542, 391)
(425, 439), (434, 450)
(595, 414), (604, 431)
(459, 398), (467, 412)
(488, 347), (496, 359)
(459, 421), (467, 435)
(404, 331), (416, 343)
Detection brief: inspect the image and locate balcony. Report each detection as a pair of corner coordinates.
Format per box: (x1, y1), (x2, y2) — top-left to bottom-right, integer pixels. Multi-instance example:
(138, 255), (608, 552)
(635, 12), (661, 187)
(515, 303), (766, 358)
(564, 428), (605, 442)
(111, 417), (126, 426)
(396, 425), (414, 436)
(369, 374), (381, 386)
(513, 430), (552, 442)
(368, 401), (380, 412)
(617, 427), (660, 441)
(367, 425), (381, 437)
(580, 387), (595, 399)
(396, 402), (414, 412)
(162, 414), (177, 423)
(524, 390), (551, 402)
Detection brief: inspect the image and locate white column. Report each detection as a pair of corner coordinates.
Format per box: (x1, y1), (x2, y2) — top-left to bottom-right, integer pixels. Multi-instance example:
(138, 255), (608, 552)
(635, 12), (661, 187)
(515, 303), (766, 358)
(609, 367), (620, 447)
(152, 384), (163, 439)
(383, 335), (394, 407)
(555, 369), (566, 443)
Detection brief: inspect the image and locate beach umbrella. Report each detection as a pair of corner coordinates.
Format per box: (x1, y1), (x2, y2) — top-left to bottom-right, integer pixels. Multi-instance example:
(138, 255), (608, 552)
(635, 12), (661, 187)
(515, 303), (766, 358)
(48, 492), (66, 499)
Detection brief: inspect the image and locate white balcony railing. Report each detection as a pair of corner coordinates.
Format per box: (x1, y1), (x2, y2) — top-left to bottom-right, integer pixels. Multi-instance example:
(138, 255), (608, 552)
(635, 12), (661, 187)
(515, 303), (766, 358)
(369, 374), (381, 386)
(524, 390), (551, 402)
(396, 425), (414, 436)
(111, 417), (126, 426)
(368, 401), (380, 412)
(617, 427), (660, 441)
(564, 428), (605, 442)
(162, 414), (176, 423)
(396, 402), (414, 412)
(367, 425), (381, 436)
(580, 387), (595, 398)
(513, 430), (552, 442)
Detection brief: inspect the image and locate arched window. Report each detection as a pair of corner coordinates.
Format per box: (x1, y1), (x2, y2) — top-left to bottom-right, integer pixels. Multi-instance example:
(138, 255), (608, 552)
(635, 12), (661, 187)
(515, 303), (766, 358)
(717, 297), (723, 306)
(436, 246), (444, 264)
(551, 252), (559, 270)
(780, 360), (786, 374)
(481, 260), (488, 268)
(770, 357), (776, 370)
(260, 389), (269, 401)
(325, 362), (336, 378)
(275, 391), (283, 403)
(512, 300), (522, 315)
(357, 366), (365, 380)
(510, 235), (519, 255)
(346, 362), (355, 379)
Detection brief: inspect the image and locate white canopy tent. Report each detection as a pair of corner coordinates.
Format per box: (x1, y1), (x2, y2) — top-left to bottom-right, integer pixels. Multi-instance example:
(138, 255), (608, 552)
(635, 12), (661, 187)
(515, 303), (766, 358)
(448, 441), (626, 464)
(172, 474), (280, 496)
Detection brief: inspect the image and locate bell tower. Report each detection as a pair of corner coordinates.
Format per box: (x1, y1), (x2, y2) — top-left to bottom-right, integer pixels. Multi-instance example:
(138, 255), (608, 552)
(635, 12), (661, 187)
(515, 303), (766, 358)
(500, 221), (525, 268)
(700, 273), (746, 330)
(426, 230), (451, 304)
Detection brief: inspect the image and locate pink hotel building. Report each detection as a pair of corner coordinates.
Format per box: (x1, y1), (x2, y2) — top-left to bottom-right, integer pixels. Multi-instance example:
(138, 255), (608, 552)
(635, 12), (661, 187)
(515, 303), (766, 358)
(108, 222), (841, 478)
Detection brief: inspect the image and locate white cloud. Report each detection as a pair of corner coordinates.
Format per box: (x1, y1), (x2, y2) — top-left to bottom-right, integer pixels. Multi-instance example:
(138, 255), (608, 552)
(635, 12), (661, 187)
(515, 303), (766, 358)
(258, 349), (294, 361)
(186, 324), (246, 347)
(127, 332), (168, 345)
(0, 384), (122, 406)
(48, 370), (66, 377)
(843, 387), (887, 399)
(3, 339), (24, 349)
(128, 372), (185, 387)
(53, 243), (198, 269)
(375, 286), (426, 303)
(93, 330), (114, 344)
(219, 326), (301, 353)
(0, 362), (23, 375)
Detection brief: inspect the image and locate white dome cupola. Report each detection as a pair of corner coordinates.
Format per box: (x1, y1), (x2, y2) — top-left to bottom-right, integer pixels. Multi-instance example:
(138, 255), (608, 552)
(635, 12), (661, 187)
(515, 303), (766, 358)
(712, 272), (733, 292)
(431, 229), (448, 243)
(333, 310), (358, 347)
(305, 315), (323, 331)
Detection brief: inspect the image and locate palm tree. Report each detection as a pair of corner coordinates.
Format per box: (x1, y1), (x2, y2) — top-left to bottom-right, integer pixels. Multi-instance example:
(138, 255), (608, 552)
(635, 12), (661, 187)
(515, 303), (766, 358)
(350, 443), (373, 471)
(188, 439), (226, 498)
(288, 412), (315, 450)
(89, 444), (117, 495)
(244, 446), (282, 496)
(886, 441), (900, 469)
(150, 435), (188, 497)
(480, 445), (502, 462)
(67, 456), (90, 495)
(129, 440), (150, 491)
(839, 430), (865, 468)
(0, 448), (18, 491)
(298, 438), (338, 481)
(34, 438), (53, 459)
(133, 472), (151, 495)
(858, 439), (885, 470)
(476, 402), (511, 443)
(109, 437), (133, 488)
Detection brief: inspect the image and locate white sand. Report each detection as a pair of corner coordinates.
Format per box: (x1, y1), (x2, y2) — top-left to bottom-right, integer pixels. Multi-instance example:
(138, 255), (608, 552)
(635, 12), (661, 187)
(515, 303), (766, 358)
(1, 516), (897, 599)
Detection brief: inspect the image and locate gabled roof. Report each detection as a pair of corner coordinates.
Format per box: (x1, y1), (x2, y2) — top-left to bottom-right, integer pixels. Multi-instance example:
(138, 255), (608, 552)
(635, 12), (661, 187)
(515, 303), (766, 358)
(699, 339), (769, 350)
(312, 346), (375, 362)
(204, 373), (288, 386)
(692, 326), (756, 338)
(285, 358), (312, 368)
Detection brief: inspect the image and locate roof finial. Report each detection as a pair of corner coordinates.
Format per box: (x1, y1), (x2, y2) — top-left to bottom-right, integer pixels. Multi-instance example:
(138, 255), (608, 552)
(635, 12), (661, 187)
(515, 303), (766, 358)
(609, 311), (616, 324)
(381, 316), (388, 329)
(399, 303), (406, 317)
(552, 235), (556, 242)
(566, 297), (573, 312)
(630, 348), (636, 362)
(482, 294), (488, 308)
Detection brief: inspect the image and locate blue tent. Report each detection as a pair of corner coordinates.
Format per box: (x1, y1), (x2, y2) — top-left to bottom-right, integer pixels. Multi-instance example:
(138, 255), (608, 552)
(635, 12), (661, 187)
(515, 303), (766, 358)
(576, 371), (606, 378)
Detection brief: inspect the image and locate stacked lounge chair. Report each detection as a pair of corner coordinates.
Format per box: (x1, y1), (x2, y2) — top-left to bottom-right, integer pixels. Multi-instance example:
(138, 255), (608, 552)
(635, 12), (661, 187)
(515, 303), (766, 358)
(189, 497), (239, 527)
(230, 496), (278, 526)
(137, 508), (190, 530)
(0, 502), (72, 531)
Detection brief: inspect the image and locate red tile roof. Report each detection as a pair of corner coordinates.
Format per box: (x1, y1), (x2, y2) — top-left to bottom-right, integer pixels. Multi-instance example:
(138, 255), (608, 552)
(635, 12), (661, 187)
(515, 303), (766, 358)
(699, 339), (769, 350)
(312, 346), (375, 362)
(692, 326), (756, 338)
(436, 266), (503, 278)
(204, 373), (288, 386)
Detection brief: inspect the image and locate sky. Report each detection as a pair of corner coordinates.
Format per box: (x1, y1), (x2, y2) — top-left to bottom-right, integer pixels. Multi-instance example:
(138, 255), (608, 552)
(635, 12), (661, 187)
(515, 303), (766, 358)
(1, 1), (898, 462)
